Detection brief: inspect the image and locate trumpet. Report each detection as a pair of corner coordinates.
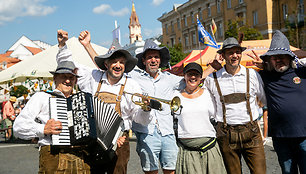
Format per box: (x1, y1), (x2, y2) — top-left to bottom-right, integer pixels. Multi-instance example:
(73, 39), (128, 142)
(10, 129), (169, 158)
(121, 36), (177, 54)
(123, 91), (181, 112)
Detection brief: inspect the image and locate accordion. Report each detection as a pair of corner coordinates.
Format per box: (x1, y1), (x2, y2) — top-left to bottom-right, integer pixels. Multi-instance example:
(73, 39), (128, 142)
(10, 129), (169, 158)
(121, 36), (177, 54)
(49, 91), (123, 151)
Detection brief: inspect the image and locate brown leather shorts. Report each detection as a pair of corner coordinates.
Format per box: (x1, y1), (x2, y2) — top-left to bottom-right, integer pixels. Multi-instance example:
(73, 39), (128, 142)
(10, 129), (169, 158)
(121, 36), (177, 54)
(39, 145), (91, 174)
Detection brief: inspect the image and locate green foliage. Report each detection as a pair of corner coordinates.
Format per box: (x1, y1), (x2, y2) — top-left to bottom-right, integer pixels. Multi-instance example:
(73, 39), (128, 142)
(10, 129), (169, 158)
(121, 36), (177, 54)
(225, 20), (263, 40)
(10, 85), (29, 98)
(160, 43), (188, 68)
(284, 17), (303, 48)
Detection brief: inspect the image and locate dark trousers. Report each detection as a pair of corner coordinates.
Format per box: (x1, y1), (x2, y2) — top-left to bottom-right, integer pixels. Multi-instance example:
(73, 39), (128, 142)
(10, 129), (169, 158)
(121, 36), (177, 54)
(90, 132), (130, 174)
(272, 137), (306, 174)
(216, 121), (266, 174)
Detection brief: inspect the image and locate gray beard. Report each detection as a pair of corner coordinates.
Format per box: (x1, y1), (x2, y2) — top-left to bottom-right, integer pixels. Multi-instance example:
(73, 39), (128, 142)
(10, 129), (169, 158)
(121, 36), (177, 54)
(147, 67), (159, 74)
(275, 65), (289, 72)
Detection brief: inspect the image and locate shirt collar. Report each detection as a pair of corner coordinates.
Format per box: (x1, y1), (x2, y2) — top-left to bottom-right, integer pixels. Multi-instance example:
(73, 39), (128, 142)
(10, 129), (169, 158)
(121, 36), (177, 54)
(101, 72), (127, 86)
(53, 89), (68, 98)
(220, 65), (246, 77)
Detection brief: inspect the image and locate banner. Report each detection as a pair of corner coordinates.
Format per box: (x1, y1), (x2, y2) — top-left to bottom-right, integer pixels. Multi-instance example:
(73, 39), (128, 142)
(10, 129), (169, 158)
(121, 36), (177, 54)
(112, 26), (121, 44)
(197, 18), (220, 49)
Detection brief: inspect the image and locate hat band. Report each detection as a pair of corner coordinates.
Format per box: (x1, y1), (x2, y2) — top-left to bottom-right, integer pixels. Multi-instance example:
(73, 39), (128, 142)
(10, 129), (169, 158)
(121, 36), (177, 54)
(56, 67), (74, 72)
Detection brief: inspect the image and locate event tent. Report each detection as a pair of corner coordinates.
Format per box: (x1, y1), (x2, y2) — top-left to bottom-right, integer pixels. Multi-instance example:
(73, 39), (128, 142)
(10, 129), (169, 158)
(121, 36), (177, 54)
(0, 37), (108, 83)
(168, 39), (306, 76)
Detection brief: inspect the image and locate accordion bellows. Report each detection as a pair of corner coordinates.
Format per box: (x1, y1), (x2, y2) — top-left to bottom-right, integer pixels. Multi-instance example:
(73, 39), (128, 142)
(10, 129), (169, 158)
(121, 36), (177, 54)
(49, 92), (123, 151)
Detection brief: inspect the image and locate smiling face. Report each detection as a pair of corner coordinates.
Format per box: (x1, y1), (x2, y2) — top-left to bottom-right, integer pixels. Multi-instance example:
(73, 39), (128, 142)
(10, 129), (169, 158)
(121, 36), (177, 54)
(54, 73), (77, 97)
(105, 56), (126, 84)
(269, 54), (291, 72)
(222, 47), (242, 69)
(142, 49), (161, 77)
(184, 70), (202, 90)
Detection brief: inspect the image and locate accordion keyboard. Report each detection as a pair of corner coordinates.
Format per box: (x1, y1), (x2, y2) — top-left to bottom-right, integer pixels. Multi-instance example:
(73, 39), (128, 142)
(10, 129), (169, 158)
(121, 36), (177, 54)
(49, 98), (71, 145)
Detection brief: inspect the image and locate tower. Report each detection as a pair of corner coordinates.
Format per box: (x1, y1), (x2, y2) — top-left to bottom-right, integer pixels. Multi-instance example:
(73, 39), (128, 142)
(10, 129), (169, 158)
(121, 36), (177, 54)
(129, 2), (142, 44)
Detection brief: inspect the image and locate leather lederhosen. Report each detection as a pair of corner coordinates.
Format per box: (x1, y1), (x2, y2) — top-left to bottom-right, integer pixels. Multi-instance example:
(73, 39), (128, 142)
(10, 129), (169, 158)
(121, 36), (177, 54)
(212, 68), (266, 174)
(91, 74), (130, 174)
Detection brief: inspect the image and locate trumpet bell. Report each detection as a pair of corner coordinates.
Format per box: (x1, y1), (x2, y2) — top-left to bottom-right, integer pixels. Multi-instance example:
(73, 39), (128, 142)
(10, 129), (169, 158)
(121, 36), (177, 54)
(170, 96), (181, 112)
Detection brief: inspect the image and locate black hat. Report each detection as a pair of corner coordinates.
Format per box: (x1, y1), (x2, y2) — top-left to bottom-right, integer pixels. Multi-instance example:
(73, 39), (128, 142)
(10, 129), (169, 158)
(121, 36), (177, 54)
(50, 61), (79, 77)
(183, 62), (203, 75)
(260, 30), (298, 62)
(217, 37), (246, 54)
(136, 39), (170, 70)
(94, 39), (137, 73)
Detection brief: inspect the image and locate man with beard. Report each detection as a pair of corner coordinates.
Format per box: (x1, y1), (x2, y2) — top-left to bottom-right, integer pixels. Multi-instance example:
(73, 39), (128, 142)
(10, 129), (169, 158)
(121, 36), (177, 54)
(77, 31), (218, 174)
(56, 30), (151, 174)
(205, 37), (266, 174)
(248, 30), (306, 174)
(128, 40), (183, 174)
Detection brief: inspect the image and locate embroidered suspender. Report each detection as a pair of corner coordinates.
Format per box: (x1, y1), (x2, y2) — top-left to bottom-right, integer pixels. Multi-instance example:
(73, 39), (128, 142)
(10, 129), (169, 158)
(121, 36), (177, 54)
(213, 68), (252, 127)
(94, 73), (127, 116)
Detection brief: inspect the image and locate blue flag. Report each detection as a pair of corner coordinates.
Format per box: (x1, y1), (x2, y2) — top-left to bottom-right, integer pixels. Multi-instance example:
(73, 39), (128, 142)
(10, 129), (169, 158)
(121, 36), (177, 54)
(197, 18), (220, 49)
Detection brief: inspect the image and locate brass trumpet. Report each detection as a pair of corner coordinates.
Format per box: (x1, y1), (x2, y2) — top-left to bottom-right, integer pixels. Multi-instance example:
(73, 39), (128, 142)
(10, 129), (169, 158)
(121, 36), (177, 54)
(123, 91), (181, 112)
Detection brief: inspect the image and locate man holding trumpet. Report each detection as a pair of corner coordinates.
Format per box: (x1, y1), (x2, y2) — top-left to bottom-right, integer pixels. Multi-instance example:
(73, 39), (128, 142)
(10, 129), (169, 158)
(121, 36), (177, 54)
(56, 29), (152, 174)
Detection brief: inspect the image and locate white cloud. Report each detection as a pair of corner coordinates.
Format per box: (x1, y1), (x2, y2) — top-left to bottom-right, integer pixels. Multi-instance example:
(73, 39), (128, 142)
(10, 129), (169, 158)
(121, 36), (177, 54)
(152, 0), (165, 6)
(142, 27), (162, 38)
(93, 4), (129, 17)
(0, 0), (56, 25)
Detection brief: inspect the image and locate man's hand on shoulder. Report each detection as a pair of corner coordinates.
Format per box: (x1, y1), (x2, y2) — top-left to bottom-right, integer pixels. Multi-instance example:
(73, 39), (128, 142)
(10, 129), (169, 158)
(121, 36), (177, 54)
(57, 29), (68, 48)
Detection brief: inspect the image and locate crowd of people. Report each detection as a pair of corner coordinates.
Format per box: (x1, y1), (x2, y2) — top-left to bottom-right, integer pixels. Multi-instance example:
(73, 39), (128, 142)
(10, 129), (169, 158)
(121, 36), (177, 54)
(0, 96), (25, 141)
(8, 28), (305, 174)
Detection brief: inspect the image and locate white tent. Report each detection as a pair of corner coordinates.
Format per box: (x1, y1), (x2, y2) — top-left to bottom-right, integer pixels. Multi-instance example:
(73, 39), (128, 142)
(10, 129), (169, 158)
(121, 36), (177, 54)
(0, 37), (108, 83)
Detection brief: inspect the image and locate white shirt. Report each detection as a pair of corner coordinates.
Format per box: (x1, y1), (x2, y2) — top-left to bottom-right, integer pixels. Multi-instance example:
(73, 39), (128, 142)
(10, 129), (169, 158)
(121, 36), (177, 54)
(204, 65), (266, 125)
(175, 88), (216, 138)
(13, 90), (63, 146)
(56, 45), (152, 130)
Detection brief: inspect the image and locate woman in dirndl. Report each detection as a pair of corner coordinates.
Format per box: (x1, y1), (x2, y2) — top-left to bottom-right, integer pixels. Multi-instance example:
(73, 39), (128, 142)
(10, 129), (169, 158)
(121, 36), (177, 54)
(175, 62), (226, 174)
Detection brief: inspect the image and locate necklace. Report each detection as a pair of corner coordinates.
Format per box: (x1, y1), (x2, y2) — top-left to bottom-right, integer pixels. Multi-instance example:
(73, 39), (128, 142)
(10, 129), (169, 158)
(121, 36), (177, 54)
(184, 87), (201, 95)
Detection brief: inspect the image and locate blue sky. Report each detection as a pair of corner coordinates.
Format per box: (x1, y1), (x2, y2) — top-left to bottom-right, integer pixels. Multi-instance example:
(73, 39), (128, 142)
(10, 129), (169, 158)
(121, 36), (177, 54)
(0, 0), (187, 53)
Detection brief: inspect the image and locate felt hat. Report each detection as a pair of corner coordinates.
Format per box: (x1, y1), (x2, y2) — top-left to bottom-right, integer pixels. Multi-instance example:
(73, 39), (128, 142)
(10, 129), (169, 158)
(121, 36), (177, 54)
(260, 30), (298, 62)
(50, 61), (79, 77)
(94, 39), (137, 73)
(136, 39), (170, 70)
(217, 37), (246, 54)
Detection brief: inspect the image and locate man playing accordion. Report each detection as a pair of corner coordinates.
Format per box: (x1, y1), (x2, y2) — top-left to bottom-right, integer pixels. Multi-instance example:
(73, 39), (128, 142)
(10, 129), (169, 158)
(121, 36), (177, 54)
(56, 29), (152, 174)
(13, 60), (95, 173)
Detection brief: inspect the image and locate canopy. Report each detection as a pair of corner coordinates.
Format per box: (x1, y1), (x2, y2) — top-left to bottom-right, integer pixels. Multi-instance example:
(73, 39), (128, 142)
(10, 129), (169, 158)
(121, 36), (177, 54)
(0, 37), (107, 83)
(168, 39), (306, 76)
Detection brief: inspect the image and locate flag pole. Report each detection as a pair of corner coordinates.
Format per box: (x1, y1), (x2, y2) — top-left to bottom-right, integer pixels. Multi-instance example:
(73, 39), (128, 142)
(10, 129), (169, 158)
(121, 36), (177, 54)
(197, 15), (203, 66)
(210, 24), (217, 43)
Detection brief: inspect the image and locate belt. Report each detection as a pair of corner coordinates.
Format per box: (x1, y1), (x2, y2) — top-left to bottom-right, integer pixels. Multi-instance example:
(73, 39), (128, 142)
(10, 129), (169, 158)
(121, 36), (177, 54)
(42, 145), (89, 154)
(217, 121), (256, 128)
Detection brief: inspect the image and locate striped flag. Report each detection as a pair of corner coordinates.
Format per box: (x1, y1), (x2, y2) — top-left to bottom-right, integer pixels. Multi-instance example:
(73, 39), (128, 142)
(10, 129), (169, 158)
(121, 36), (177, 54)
(197, 18), (220, 49)
(211, 19), (217, 35)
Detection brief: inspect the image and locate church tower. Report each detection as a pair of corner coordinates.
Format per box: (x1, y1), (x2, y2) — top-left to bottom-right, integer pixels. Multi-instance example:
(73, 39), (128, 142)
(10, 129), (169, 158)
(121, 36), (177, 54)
(129, 2), (142, 44)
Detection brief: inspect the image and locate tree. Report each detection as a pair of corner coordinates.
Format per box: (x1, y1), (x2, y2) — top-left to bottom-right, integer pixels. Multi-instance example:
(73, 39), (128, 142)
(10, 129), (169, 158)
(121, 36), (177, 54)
(160, 43), (188, 68)
(225, 19), (263, 40)
(9, 85), (29, 98)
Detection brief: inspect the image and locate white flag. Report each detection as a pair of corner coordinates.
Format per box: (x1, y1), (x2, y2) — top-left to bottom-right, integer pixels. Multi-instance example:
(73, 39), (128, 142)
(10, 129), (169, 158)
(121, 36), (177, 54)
(112, 26), (121, 44)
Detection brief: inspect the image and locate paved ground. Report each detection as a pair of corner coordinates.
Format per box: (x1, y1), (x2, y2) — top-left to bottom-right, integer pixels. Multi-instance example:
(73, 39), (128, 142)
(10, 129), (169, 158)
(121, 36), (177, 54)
(0, 130), (281, 174)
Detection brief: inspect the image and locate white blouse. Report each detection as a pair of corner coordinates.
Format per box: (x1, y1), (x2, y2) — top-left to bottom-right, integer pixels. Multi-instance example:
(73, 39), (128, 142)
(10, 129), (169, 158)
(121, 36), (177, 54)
(175, 87), (216, 139)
